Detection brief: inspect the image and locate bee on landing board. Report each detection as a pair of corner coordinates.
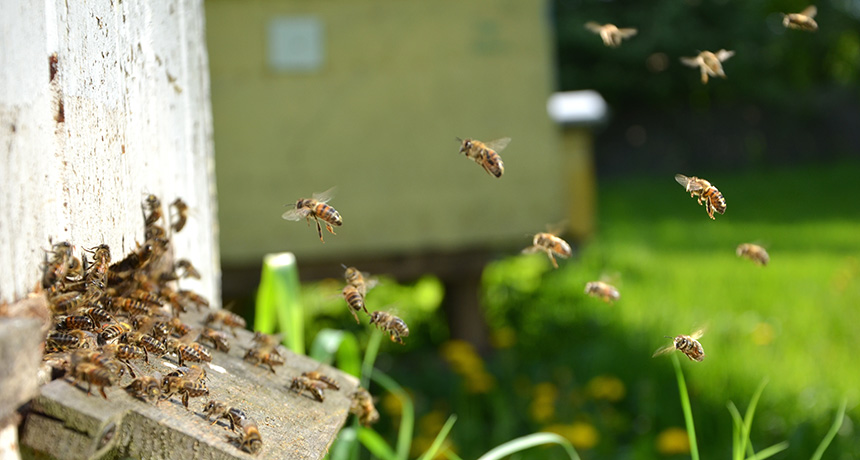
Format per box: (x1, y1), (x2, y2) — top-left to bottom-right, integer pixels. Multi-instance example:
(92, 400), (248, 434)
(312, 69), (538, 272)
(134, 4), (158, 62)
(522, 232), (572, 269)
(584, 281), (620, 304)
(584, 22), (637, 47)
(281, 188), (342, 242)
(653, 328), (706, 362)
(457, 137), (509, 178)
(675, 174), (726, 220)
(737, 243), (770, 266)
(680, 50), (735, 84)
(783, 6), (818, 31)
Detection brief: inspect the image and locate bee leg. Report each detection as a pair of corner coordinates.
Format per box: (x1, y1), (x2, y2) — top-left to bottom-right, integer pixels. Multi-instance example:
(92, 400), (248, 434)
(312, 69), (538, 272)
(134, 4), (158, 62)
(267, 363), (276, 374)
(182, 392), (190, 409)
(314, 218), (325, 242)
(98, 385), (108, 400)
(546, 251), (558, 269)
(142, 348), (149, 364)
(325, 223), (336, 235)
(349, 309), (360, 324)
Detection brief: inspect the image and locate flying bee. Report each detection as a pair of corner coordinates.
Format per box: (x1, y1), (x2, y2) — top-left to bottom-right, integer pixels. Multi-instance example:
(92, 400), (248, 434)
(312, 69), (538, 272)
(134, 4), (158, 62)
(281, 187), (342, 243)
(350, 387), (380, 427)
(301, 371), (339, 390)
(522, 232), (572, 269)
(652, 328), (706, 362)
(231, 417), (262, 455)
(737, 243), (769, 266)
(369, 311), (409, 345)
(69, 362), (116, 399)
(170, 198), (189, 232)
(244, 347), (285, 373)
(783, 5), (818, 31)
(680, 50), (735, 84)
(204, 310), (246, 336)
(584, 22), (637, 47)
(342, 284), (369, 324)
(584, 281), (621, 304)
(675, 174), (726, 220)
(125, 371), (163, 403)
(342, 264), (378, 297)
(457, 137), (509, 178)
(203, 400), (248, 431)
(199, 328), (231, 352)
(289, 375), (327, 402)
(143, 194), (163, 227)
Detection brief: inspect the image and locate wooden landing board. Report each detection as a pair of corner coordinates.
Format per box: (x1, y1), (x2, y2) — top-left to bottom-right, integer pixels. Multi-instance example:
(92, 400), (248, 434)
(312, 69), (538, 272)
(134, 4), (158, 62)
(21, 309), (357, 460)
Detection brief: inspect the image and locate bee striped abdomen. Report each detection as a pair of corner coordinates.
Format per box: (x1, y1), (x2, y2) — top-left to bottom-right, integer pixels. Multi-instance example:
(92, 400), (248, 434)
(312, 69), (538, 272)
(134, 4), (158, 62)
(315, 203), (342, 226)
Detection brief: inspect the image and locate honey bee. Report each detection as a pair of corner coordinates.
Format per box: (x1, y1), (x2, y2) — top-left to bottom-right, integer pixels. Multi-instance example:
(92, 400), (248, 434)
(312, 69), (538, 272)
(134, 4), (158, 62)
(204, 310), (246, 336)
(177, 289), (209, 310)
(342, 265), (378, 297)
(97, 322), (133, 346)
(69, 361), (116, 399)
(161, 365), (209, 408)
(42, 241), (74, 288)
(200, 327), (231, 352)
(129, 288), (165, 306)
(584, 22), (637, 47)
(675, 174), (726, 220)
(58, 315), (96, 331)
(281, 188), (343, 243)
(165, 331), (212, 367)
(522, 232), (572, 269)
(350, 387), (380, 427)
(144, 224), (168, 242)
(783, 5), (818, 31)
(232, 417), (262, 455)
(108, 296), (156, 317)
(737, 243), (769, 266)
(119, 331), (165, 361)
(288, 375), (327, 402)
(170, 198), (189, 232)
(124, 371), (163, 403)
(457, 137), (509, 178)
(251, 331), (281, 349)
(369, 311), (409, 345)
(83, 307), (115, 329)
(342, 284), (369, 324)
(652, 328), (706, 362)
(46, 330), (97, 353)
(203, 400), (248, 430)
(143, 194), (163, 227)
(244, 347), (284, 373)
(83, 245), (110, 299)
(584, 281), (621, 304)
(48, 291), (84, 315)
(302, 371), (339, 390)
(167, 317), (193, 337)
(109, 242), (155, 275)
(680, 50), (735, 84)
(175, 259), (201, 279)
(101, 343), (147, 376)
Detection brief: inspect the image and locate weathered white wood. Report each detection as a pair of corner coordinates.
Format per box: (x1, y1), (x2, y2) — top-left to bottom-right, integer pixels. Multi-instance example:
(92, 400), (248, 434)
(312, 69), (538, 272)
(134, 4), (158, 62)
(0, 0), (219, 304)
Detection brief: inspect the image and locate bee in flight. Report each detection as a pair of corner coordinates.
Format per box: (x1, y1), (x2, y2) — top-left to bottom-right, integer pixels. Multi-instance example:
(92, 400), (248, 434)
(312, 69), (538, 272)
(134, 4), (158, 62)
(282, 187), (342, 242)
(737, 243), (769, 266)
(457, 137), (510, 178)
(584, 281), (620, 304)
(680, 50), (735, 84)
(783, 5), (818, 31)
(653, 328), (706, 362)
(522, 232), (572, 269)
(584, 22), (637, 47)
(675, 174), (726, 220)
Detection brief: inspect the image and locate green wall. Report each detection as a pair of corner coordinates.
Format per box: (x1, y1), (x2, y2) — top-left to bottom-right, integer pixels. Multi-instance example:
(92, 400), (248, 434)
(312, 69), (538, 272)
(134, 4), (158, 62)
(207, 0), (570, 265)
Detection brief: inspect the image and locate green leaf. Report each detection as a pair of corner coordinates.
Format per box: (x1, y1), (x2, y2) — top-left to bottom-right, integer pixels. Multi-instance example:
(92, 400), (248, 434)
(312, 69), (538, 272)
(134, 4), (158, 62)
(255, 252), (304, 354)
(740, 379), (769, 458)
(475, 432), (580, 460)
(327, 426), (359, 460)
(444, 451), (465, 460)
(810, 398), (848, 460)
(372, 369), (414, 460)
(728, 401), (744, 460)
(417, 414), (457, 460)
(747, 441), (789, 460)
(357, 426), (398, 460)
(308, 329), (361, 378)
(672, 353), (700, 460)
(360, 329), (384, 388)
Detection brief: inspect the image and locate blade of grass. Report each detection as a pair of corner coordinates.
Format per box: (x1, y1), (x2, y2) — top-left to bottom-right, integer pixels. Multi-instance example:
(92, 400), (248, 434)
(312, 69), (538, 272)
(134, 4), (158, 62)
(739, 379), (769, 458)
(671, 353), (700, 460)
(444, 450), (466, 460)
(328, 426), (358, 460)
(256, 253), (304, 354)
(810, 398), (847, 460)
(417, 414), (458, 460)
(728, 401), (743, 460)
(357, 426), (398, 460)
(746, 441), (789, 460)
(475, 432), (580, 460)
(360, 329), (384, 388)
(308, 329), (361, 377)
(371, 369), (414, 460)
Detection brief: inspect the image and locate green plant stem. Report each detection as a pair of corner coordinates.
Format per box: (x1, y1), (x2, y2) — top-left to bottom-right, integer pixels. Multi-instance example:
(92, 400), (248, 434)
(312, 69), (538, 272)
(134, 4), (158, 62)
(417, 415), (457, 460)
(810, 398), (847, 460)
(672, 353), (700, 460)
(475, 432), (580, 460)
(361, 329), (384, 388)
(372, 369), (414, 460)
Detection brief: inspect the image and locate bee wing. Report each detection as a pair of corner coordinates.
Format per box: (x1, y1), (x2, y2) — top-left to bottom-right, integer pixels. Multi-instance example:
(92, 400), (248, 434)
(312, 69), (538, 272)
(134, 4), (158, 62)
(674, 174), (693, 188)
(363, 276), (379, 291)
(584, 21), (603, 33)
(801, 5), (817, 18)
(484, 137), (511, 153)
(312, 187), (337, 203)
(716, 49), (735, 62)
(652, 343), (675, 358)
(680, 56), (700, 68)
(521, 245), (542, 255)
(281, 207), (310, 221)
(617, 28), (638, 39)
(180, 328), (202, 344)
(690, 327), (706, 340)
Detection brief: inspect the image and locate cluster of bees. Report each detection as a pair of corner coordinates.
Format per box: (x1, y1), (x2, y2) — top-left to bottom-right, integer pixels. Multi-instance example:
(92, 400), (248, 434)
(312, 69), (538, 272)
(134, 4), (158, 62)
(585, 5), (819, 84)
(36, 194), (382, 455)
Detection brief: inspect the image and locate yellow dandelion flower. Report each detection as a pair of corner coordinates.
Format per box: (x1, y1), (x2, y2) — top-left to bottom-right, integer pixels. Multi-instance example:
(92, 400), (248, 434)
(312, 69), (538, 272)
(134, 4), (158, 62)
(441, 340), (483, 374)
(465, 370), (496, 394)
(491, 327), (517, 349)
(545, 422), (599, 450)
(657, 427), (690, 455)
(751, 322), (774, 346)
(586, 375), (626, 402)
(530, 400), (556, 423)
